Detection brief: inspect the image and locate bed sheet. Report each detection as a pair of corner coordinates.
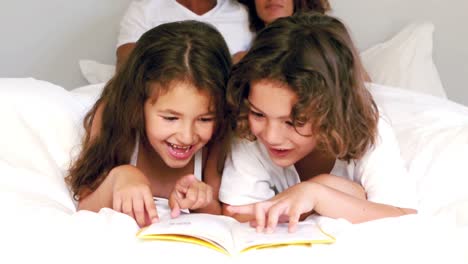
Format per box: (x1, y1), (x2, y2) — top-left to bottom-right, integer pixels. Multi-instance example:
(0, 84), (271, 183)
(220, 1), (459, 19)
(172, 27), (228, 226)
(0, 78), (467, 264)
(0, 191), (466, 264)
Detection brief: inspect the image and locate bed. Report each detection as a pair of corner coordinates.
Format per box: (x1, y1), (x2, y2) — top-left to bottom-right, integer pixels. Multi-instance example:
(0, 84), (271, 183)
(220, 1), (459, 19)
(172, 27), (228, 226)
(1, 22), (467, 264)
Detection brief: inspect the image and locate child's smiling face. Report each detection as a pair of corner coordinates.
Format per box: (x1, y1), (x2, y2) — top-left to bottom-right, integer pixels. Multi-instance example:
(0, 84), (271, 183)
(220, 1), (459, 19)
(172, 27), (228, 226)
(247, 79), (318, 168)
(144, 81), (216, 168)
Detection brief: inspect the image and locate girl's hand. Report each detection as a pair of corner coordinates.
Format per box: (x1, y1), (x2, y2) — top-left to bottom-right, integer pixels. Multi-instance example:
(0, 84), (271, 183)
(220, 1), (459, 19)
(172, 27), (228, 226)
(169, 174), (213, 218)
(111, 165), (159, 227)
(225, 181), (319, 233)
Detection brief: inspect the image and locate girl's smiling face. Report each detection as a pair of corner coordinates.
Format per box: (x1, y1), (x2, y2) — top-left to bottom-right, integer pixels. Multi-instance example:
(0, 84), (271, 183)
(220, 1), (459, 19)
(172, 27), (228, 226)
(248, 79), (317, 168)
(144, 81), (215, 168)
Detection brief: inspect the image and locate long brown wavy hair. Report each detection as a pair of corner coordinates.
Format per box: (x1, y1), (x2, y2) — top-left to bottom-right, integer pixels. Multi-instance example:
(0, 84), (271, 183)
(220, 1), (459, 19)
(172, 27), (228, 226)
(237, 0), (331, 32)
(227, 12), (379, 162)
(67, 20), (232, 200)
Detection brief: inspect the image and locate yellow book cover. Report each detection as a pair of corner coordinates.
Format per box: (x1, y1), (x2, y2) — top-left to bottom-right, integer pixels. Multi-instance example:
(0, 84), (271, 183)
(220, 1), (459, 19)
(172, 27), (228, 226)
(136, 213), (335, 255)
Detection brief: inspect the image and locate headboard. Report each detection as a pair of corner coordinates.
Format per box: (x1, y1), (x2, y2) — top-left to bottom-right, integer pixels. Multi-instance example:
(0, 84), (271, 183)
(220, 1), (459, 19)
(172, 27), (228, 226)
(0, 0), (467, 105)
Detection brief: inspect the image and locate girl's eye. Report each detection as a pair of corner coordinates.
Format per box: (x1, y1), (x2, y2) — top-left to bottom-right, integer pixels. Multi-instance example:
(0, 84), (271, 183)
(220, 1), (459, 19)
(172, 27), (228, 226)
(249, 110), (264, 118)
(294, 121), (306, 127)
(286, 120), (306, 128)
(199, 117), (215, 122)
(162, 116), (178, 121)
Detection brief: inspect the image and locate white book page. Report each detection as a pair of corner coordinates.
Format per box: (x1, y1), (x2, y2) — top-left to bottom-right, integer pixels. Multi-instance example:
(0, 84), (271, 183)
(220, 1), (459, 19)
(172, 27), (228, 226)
(138, 213), (238, 252)
(231, 220), (335, 252)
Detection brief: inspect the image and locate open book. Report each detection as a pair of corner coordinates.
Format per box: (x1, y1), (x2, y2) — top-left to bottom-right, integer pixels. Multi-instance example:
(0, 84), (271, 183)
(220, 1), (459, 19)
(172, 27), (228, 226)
(136, 213), (335, 255)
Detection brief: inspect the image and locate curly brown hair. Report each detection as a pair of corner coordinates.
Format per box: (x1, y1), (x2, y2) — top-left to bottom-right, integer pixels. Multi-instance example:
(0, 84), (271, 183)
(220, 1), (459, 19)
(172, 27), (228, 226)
(66, 20), (232, 200)
(227, 12), (379, 162)
(237, 0), (331, 32)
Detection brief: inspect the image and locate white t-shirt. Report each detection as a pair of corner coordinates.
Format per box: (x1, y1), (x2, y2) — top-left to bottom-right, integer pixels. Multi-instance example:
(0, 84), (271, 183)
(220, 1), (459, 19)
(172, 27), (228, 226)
(219, 116), (418, 210)
(117, 0), (254, 55)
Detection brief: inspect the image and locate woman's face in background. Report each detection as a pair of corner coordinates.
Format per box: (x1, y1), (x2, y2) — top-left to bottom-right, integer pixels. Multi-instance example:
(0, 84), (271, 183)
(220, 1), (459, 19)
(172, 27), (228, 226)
(255, 0), (294, 25)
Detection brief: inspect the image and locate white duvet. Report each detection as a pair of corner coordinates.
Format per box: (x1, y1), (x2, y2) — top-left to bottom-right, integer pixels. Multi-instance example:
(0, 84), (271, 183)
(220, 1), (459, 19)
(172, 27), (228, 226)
(0, 78), (467, 264)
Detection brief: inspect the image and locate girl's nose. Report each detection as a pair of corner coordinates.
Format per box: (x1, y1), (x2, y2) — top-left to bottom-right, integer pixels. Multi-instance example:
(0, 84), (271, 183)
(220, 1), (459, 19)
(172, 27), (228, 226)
(176, 122), (196, 145)
(262, 121), (283, 145)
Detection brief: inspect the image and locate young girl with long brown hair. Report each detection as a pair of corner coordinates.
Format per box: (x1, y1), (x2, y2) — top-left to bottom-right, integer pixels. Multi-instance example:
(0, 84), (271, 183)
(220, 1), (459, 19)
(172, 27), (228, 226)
(67, 20), (232, 227)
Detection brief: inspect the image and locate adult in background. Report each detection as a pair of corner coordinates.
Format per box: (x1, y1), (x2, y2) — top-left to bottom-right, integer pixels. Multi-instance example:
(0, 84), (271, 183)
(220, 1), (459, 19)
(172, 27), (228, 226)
(116, 0), (253, 71)
(234, 0), (370, 80)
(240, 0), (330, 33)
(232, 0), (330, 63)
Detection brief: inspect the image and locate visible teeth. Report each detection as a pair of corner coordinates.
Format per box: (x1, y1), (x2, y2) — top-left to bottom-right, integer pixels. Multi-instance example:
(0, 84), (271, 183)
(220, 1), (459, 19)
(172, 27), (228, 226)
(169, 143), (191, 152)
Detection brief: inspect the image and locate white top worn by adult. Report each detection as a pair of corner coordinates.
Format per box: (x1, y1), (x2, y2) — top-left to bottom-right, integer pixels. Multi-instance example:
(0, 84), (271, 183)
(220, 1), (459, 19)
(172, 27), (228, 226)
(117, 0), (254, 55)
(219, 115), (418, 210)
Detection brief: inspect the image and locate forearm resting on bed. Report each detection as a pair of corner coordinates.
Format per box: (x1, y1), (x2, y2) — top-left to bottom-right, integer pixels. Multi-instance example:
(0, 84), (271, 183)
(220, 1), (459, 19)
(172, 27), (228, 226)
(311, 182), (417, 223)
(309, 174), (367, 200)
(77, 171), (117, 212)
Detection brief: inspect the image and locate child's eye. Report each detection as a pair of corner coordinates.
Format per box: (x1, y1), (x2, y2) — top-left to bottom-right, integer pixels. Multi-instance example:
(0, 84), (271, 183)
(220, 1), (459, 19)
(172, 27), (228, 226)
(162, 116), (178, 121)
(286, 120), (306, 127)
(199, 117), (215, 122)
(249, 110), (264, 118)
(295, 121), (306, 127)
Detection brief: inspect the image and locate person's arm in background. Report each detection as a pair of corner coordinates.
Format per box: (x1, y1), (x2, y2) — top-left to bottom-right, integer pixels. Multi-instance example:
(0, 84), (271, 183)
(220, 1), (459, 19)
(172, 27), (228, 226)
(115, 1), (149, 72)
(363, 69), (372, 82)
(116, 43), (136, 72)
(232, 50), (248, 64)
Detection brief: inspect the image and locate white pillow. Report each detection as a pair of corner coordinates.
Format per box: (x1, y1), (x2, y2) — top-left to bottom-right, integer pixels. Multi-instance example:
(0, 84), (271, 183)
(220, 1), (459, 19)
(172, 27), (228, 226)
(79, 59), (115, 85)
(70, 82), (106, 108)
(361, 22), (447, 98)
(0, 78), (88, 211)
(369, 83), (468, 217)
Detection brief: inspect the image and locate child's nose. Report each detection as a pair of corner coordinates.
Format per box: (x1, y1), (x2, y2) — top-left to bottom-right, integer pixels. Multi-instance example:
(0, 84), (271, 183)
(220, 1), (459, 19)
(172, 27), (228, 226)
(262, 121), (283, 145)
(177, 123), (196, 145)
